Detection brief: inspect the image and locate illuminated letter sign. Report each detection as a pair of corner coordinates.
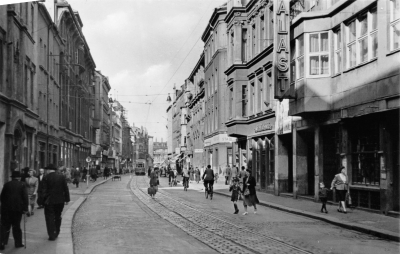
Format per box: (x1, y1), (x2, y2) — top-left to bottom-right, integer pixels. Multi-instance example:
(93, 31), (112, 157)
(273, 0), (292, 99)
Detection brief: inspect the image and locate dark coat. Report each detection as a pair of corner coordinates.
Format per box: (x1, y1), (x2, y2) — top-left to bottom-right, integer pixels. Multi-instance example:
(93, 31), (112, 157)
(1, 179), (28, 213)
(149, 171), (158, 186)
(37, 174), (46, 206)
(242, 176), (257, 195)
(42, 172), (70, 205)
(72, 169), (81, 180)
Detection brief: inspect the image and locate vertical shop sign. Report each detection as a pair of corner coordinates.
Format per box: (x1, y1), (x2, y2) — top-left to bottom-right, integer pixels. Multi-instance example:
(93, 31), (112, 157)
(273, 0), (293, 99)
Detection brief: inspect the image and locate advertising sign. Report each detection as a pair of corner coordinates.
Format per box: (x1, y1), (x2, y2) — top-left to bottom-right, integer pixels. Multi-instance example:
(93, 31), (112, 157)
(204, 134), (236, 147)
(273, 0), (294, 99)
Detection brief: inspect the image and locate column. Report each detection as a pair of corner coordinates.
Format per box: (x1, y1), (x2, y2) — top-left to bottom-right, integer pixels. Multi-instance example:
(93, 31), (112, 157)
(275, 134), (288, 195)
(315, 126), (323, 201)
(293, 125), (308, 198)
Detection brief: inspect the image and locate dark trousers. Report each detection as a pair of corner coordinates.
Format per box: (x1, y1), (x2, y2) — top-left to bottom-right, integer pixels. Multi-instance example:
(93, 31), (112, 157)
(44, 203), (65, 238)
(0, 211), (23, 246)
(225, 176), (229, 185)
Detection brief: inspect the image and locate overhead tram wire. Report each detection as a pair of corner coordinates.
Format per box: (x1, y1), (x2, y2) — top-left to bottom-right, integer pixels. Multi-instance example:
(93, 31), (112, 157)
(149, 1), (214, 105)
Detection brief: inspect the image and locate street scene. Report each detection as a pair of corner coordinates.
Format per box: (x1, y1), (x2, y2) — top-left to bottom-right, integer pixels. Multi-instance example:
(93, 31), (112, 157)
(0, 0), (399, 253)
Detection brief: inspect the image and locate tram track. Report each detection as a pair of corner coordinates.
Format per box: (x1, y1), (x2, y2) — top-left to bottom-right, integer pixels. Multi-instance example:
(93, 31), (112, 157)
(129, 176), (319, 254)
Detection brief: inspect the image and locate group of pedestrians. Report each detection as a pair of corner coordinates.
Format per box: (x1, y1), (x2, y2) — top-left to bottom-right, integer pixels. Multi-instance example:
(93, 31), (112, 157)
(229, 167), (259, 215)
(0, 164), (70, 250)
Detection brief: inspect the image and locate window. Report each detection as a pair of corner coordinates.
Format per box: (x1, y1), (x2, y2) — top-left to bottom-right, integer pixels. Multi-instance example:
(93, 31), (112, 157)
(346, 7), (378, 68)
(260, 15), (265, 50)
(290, 41), (296, 81)
(250, 82), (255, 114)
(266, 72), (272, 107)
(241, 85), (247, 117)
(309, 32), (329, 76)
(242, 29), (247, 62)
(334, 28), (342, 73)
(390, 0), (400, 51)
(252, 24), (256, 57)
(230, 31), (234, 64)
(297, 35), (304, 79)
(257, 77), (263, 112)
(229, 87), (233, 118)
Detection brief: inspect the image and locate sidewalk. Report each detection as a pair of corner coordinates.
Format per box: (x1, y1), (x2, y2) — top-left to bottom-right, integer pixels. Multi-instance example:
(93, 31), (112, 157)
(213, 184), (400, 242)
(2, 176), (112, 254)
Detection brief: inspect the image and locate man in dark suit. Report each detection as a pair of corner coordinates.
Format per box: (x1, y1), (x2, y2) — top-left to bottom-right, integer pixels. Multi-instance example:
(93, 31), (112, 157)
(0, 171), (28, 250)
(37, 168), (46, 209)
(42, 164), (70, 241)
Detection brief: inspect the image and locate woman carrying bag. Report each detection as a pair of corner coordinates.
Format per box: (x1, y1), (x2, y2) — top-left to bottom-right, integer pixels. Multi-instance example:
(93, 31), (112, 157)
(331, 166), (348, 214)
(149, 167), (159, 198)
(241, 170), (259, 215)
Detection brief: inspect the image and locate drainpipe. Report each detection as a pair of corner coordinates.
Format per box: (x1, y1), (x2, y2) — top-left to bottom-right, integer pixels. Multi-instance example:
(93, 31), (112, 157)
(46, 23), (51, 167)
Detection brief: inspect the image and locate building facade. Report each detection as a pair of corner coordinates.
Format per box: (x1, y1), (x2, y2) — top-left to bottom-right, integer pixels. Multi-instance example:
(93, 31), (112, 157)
(285, 0), (400, 213)
(202, 4), (236, 174)
(224, 0), (279, 192)
(0, 2), (39, 186)
(187, 54), (206, 170)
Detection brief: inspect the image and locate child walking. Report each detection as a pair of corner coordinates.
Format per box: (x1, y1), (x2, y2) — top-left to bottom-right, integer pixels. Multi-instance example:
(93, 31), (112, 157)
(229, 178), (241, 214)
(319, 182), (329, 213)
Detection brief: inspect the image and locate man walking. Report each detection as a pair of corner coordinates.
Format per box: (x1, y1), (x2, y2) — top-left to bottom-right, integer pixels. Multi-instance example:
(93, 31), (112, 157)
(37, 168), (46, 209)
(0, 171), (28, 250)
(225, 164), (232, 185)
(42, 164), (70, 241)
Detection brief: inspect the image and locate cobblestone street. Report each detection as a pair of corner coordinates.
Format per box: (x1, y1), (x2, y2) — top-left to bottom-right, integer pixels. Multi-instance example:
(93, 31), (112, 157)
(72, 175), (399, 254)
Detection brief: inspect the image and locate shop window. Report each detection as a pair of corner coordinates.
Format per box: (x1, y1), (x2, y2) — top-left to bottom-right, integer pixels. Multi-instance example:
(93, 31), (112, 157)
(308, 32), (329, 76)
(351, 121), (380, 186)
(390, 0), (400, 51)
(268, 137), (275, 187)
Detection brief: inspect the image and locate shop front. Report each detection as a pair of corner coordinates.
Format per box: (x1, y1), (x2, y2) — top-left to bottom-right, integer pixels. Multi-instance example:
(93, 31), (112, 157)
(204, 134), (236, 174)
(227, 116), (275, 193)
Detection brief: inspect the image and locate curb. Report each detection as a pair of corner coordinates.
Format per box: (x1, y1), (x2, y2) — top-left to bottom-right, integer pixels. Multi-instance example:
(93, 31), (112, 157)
(213, 190), (400, 242)
(58, 178), (111, 254)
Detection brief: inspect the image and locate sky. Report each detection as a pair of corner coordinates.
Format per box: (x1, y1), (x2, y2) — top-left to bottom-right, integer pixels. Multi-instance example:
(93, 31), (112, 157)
(5, 0), (226, 142)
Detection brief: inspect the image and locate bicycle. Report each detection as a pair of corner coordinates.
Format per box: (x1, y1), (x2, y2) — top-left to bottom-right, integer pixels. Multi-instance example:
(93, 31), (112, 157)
(183, 177), (189, 191)
(204, 180), (213, 200)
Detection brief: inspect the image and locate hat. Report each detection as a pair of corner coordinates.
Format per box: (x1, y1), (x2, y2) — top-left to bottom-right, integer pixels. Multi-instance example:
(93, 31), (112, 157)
(45, 164), (57, 170)
(11, 171), (21, 178)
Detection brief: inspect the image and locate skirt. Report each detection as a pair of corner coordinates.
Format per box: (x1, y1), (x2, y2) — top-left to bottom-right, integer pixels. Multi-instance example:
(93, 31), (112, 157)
(336, 190), (346, 202)
(28, 194), (36, 206)
(190, 173), (194, 181)
(243, 194), (259, 207)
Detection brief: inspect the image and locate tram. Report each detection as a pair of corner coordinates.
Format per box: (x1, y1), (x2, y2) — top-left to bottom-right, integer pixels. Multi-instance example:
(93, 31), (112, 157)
(134, 160), (146, 175)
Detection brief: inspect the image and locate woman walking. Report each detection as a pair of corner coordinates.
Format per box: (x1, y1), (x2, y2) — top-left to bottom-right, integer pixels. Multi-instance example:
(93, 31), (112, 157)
(331, 166), (348, 214)
(149, 167), (159, 198)
(229, 178), (241, 214)
(189, 166), (194, 183)
(195, 167), (200, 183)
(242, 170), (259, 215)
(25, 168), (38, 216)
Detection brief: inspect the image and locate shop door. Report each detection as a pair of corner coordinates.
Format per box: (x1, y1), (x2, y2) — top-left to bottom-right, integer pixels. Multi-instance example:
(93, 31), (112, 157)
(255, 141), (260, 186)
(391, 123), (399, 211)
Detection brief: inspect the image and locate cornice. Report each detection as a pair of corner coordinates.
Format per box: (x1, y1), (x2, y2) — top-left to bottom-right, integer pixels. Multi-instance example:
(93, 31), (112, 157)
(225, 110), (275, 127)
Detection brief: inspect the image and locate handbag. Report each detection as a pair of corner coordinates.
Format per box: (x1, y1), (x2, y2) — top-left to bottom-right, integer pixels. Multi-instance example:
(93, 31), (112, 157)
(148, 187), (155, 195)
(243, 188), (250, 196)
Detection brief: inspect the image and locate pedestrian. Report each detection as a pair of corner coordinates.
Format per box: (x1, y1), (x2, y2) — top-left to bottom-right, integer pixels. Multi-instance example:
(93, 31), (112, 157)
(25, 168), (38, 217)
(0, 171), (28, 250)
(42, 164), (70, 241)
(90, 166), (97, 182)
(229, 177), (241, 214)
(20, 167), (30, 184)
(231, 165), (238, 179)
(242, 170), (259, 215)
(148, 167), (151, 177)
(331, 166), (348, 214)
(225, 164), (231, 185)
(182, 167), (189, 190)
(319, 182), (329, 213)
(72, 167), (80, 188)
(149, 168), (159, 198)
(37, 168), (46, 209)
(189, 166), (194, 183)
(103, 167), (109, 180)
(65, 168), (72, 184)
(214, 171), (219, 183)
(195, 167), (200, 183)
(82, 167), (88, 182)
